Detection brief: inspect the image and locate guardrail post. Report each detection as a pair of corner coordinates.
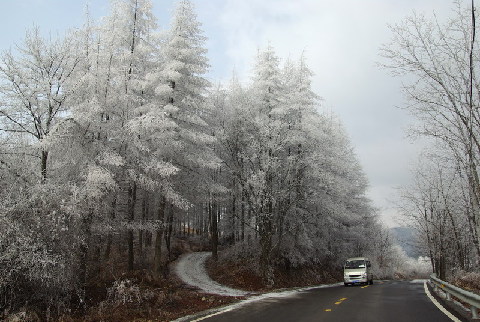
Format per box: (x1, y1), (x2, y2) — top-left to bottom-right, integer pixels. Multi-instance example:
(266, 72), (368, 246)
(472, 305), (479, 320)
(446, 292), (451, 301)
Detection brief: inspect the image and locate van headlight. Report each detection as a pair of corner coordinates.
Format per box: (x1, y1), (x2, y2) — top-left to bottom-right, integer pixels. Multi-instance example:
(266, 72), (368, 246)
(362, 272), (367, 278)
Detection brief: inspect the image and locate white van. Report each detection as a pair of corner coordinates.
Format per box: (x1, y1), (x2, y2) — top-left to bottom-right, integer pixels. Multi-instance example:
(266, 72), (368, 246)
(343, 257), (373, 286)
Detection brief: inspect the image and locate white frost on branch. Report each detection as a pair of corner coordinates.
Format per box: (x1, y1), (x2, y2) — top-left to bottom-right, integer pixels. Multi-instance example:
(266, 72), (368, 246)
(85, 165), (117, 198)
(97, 150), (125, 167)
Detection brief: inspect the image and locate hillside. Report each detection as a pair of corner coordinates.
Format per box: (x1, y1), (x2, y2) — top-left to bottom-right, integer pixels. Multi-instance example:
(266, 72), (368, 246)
(390, 227), (425, 258)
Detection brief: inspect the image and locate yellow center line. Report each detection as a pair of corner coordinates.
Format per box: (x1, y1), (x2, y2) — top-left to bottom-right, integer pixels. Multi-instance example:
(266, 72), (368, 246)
(361, 285), (369, 289)
(327, 297), (348, 311)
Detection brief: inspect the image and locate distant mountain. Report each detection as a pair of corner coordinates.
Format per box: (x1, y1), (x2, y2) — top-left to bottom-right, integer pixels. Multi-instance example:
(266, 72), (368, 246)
(390, 227), (425, 258)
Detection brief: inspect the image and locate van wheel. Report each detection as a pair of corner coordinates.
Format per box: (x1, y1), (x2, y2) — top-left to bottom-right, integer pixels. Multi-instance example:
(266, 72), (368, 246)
(369, 279), (373, 285)
(344, 283), (349, 287)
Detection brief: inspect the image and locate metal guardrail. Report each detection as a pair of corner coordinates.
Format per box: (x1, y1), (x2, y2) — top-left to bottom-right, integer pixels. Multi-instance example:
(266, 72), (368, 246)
(430, 274), (480, 319)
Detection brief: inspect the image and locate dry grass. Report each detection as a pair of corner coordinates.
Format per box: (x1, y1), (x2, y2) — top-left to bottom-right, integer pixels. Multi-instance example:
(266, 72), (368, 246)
(59, 268), (241, 322)
(452, 271), (480, 295)
(206, 257), (341, 292)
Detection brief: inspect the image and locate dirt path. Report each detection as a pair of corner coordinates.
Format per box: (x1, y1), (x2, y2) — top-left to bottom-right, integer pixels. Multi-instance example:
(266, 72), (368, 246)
(174, 252), (249, 297)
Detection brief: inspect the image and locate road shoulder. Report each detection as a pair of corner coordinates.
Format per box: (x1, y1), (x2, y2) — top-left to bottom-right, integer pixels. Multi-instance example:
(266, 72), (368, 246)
(425, 281), (471, 322)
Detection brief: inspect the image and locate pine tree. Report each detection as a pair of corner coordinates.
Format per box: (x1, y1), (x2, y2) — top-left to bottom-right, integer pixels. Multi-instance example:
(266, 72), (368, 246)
(154, 0), (220, 260)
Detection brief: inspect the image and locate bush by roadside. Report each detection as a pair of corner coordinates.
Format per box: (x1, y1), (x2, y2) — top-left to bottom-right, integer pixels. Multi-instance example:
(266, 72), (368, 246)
(452, 271), (480, 296)
(206, 253), (340, 292)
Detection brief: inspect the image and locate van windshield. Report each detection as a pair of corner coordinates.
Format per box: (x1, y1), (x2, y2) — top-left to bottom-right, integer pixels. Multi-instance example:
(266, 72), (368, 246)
(345, 260), (365, 269)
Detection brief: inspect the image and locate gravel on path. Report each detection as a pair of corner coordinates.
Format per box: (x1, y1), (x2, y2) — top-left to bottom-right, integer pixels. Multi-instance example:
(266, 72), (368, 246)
(175, 252), (250, 297)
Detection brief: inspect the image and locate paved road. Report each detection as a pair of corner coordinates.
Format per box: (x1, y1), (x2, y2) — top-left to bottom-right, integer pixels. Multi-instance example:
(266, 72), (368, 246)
(186, 281), (459, 322)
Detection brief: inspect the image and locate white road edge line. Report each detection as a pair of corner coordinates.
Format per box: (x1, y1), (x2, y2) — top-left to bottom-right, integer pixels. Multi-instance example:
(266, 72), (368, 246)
(173, 283), (343, 321)
(190, 308), (234, 322)
(423, 281), (460, 322)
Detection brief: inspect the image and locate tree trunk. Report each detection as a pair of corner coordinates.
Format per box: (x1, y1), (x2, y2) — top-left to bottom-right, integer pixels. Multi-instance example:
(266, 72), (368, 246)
(79, 208), (94, 306)
(241, 188), (245, 241)
(259, 214), (273, 287)
(104, 197), (116, 261)
(230, 179), (236, 244)
(139, 191), (148, 265)
(210, 199), (219, 262)
(164, 203), (174, 261)
(127, 182), (137, 271)
(41, 149), (48, 183)
(466, 207), (480, 260)
(154, 196), (166, 276)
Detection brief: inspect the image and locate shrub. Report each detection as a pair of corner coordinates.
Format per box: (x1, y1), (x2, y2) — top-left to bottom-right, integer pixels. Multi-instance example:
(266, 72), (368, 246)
(0, 184), (84, 318)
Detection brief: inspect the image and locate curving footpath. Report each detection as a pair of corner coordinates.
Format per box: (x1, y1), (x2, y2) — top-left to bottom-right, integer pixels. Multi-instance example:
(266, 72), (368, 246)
(174, 251), (249, 297)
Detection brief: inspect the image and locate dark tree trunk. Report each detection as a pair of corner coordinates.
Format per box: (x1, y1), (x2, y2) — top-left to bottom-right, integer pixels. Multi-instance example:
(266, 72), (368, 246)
(79, 209), (94, 306)
(104, 197), (116, 261)
(259, 215), (273, 287)
(139, 192), (148, 265)
(439, 255), (446, 280)
(241, 188), (245, 241)
(230, 179), (236, 244)
(41, 150), (48, 183)
(154, 196), (166, 276)
(127, 182), (137, 271)
(210, 199), (219, 262)
(164, 203), (174, 261)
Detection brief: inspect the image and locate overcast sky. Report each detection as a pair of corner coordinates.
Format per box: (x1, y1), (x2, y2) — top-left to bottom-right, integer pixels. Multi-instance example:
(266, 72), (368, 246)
(0, 0), (461, 227)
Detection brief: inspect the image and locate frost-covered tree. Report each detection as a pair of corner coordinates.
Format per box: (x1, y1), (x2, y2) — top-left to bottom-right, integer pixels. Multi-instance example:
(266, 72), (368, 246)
(0, 28), (81, 182)
(213, 46), (377, 285)
(399, 148), (477, 279)
(381, 1), (480, 265)
(47, 0), (177, 275)
(250, 46), (283, 283)
(152, 0), (220, 261)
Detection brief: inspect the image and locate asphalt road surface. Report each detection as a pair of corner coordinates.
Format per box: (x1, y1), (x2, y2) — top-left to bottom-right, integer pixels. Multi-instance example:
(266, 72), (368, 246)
(188, 281), (458, 322)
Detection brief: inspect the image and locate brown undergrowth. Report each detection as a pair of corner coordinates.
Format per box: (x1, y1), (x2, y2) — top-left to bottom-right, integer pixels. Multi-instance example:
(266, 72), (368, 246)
(451, 271), (480, 296)
(70, 277), (239, 322)
(206, 257), (341, 292)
